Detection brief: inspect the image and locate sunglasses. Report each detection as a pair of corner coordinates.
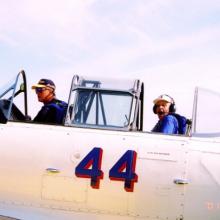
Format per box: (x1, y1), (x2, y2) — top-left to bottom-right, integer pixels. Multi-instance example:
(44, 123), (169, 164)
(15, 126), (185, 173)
(35, 87), (46, 93)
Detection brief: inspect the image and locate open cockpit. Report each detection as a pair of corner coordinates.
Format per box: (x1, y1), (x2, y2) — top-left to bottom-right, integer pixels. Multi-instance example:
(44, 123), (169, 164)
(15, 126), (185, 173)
(1, 70), (220, 138)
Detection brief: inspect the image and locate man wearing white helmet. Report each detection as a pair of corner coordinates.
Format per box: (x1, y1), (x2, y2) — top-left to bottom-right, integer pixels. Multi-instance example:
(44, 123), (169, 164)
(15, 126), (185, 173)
(152, 94), (179, 134)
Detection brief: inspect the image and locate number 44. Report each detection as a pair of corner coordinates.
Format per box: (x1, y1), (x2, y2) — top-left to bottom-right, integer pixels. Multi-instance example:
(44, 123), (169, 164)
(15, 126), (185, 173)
(75, 147), (138, 192)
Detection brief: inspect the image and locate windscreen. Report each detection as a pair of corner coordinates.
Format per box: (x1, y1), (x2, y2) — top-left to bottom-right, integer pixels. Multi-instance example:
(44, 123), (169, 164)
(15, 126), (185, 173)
(0, 71), (27, 121)
(69, 89), (133, 128)
(193, 87), (220, 134)
(0, 76), (17, 119)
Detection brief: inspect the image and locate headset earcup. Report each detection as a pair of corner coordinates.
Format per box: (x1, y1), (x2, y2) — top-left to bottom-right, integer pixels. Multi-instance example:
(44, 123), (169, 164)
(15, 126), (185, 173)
(153, 104), (157, 114)
(169, 103), (176, 113)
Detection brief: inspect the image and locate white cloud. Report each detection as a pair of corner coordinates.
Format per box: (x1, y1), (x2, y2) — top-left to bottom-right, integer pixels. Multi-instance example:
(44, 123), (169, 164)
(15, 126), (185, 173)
(0, 1), (95, 49)
(1, 0), (219, 65)
(0, 33), (18, 47)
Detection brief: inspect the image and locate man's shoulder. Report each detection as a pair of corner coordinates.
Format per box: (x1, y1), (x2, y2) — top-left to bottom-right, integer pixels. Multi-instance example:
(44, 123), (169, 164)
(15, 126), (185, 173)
(55, 99), (67, 105)
(169, 113), (188, 134)
(48, 99), (67, 106)
(169, 113), (187, 123)
(164, 114), (178, 121)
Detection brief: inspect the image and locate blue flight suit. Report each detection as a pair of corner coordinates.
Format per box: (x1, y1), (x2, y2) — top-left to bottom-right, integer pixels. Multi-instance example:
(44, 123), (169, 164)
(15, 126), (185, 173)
(152, 114), (179, 134)
(34, 99), (67, 124)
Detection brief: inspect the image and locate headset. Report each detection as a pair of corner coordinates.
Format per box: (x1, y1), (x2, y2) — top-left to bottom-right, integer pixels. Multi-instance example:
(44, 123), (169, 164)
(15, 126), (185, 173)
(153, 94), (176, 114)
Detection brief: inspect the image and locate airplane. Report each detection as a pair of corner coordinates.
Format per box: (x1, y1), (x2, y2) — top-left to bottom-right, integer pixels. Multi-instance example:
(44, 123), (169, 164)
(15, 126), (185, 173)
(0, 70), (220, 220)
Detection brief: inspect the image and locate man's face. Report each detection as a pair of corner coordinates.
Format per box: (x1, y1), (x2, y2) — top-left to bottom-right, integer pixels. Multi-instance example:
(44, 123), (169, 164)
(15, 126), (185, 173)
(155, 100), (171, 119)
(35, 87), (54, 103)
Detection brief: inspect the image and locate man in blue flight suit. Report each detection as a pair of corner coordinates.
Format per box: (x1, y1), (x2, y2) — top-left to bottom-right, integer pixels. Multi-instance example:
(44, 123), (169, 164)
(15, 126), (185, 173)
(152, 94), (179, 134)
(32, 79), (67, 124)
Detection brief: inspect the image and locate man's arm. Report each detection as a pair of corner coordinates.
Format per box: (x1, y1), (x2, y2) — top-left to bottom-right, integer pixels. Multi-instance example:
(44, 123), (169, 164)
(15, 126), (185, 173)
(33, 106), (56, 123)
(160, 115), (178, 134)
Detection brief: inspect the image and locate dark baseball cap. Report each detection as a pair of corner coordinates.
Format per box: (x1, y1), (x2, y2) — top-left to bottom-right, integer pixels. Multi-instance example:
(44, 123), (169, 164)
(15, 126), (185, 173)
(32, 79), (56, 90)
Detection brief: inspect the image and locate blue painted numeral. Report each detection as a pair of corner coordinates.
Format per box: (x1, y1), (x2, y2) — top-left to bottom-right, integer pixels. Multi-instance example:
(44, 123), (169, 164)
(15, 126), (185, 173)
(75, 147), (103, 189)
(109, 150), (138, 192)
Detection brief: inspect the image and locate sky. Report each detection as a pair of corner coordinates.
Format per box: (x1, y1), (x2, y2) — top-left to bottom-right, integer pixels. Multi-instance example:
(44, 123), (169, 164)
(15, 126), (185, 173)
(0, 0), (220, 131)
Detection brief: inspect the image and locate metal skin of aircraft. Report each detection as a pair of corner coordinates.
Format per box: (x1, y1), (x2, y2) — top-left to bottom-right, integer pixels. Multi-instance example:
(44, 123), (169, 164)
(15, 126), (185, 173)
(0, 71), (220, 220)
